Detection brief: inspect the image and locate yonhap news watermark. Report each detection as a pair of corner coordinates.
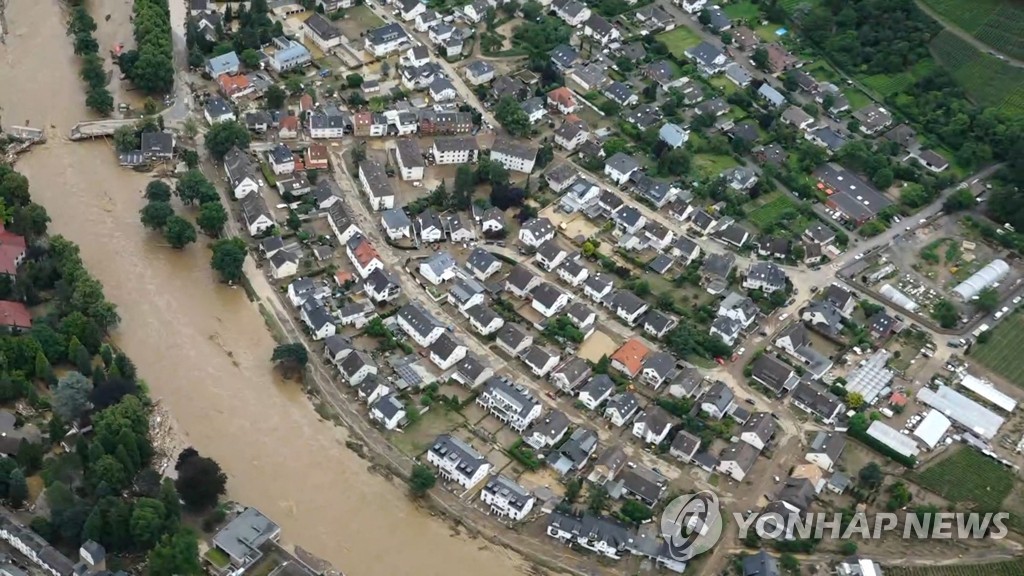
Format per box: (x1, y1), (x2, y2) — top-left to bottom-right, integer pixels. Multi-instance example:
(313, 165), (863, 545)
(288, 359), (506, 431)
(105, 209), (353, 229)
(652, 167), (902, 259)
(659, 492), (1010, 561)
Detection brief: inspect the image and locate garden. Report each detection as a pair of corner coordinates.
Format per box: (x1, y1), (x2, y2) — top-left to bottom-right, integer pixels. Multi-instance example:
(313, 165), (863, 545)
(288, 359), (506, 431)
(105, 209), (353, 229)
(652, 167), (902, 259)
(656, 27), (703, 59)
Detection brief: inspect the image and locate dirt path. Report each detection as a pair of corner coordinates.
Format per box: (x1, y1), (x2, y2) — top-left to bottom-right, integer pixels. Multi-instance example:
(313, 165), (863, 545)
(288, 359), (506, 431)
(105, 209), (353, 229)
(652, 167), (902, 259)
(913, 0), (1024, 68)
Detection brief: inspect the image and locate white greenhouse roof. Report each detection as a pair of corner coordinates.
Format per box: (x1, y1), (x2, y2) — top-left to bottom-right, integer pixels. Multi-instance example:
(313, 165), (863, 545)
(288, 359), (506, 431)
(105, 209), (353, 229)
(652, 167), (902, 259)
(866, 421), (920, 458)
(913, 410), (951, 449)
(959, 374), (1017, 413)
(879, 284), (919, 312)
(952, 259), (1009, 300)
(917, 386), (1005, 440)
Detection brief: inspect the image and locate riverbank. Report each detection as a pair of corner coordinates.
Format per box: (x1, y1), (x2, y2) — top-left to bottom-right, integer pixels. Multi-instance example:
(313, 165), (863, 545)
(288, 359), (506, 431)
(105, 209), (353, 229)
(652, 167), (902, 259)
(0, 1), (536, 574)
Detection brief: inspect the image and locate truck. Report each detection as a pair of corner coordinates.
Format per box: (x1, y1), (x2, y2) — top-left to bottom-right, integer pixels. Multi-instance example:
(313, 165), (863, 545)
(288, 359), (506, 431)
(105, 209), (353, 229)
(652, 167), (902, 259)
(972, 324), (990, 338)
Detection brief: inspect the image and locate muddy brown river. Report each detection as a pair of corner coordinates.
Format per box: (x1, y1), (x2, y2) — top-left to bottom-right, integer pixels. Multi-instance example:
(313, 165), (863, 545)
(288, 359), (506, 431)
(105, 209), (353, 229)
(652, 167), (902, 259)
(0, 1), (524, 574)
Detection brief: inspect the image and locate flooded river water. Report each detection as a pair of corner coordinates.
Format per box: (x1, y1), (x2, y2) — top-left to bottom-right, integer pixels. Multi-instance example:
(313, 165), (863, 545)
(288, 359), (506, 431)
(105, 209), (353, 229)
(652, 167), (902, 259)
(0, 1), (525, 574)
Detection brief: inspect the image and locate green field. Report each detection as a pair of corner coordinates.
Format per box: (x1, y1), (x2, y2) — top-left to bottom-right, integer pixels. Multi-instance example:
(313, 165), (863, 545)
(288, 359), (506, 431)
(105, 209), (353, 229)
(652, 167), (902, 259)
(921, 0), (1024, 61)
(657, 27), (703, 58)
(723, 0), (760, 20)
(971, 310), (1024, 385)
(694, 154), (739, 178)
(860, 60), (935, 96)
(910, 447), (1015, 511)
(929, 30), (1024, 115)
(746, 192), (801, 231)
(886, 559), (1024, 576)
(779, 0), (820, 14)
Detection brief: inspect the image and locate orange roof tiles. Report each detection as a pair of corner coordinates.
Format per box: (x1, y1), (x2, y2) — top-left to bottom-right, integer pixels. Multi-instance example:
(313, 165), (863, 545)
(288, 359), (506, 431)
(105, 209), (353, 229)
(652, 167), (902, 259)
(611, 338), (650, 376)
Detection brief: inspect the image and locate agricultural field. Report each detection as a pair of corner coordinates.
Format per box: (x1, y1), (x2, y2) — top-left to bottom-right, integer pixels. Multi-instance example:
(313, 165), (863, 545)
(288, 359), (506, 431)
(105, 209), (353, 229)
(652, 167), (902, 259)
(910, 447), (1015, 511)
(860, 60), (935, 97)
(746, 192), (802, 231)
(657, 27), (703, 58)
(971, 310), (1024, 385)
(885, 559), (1024, 576)
(921, 0), (1024, 61)
(929, 30), (1024, 115)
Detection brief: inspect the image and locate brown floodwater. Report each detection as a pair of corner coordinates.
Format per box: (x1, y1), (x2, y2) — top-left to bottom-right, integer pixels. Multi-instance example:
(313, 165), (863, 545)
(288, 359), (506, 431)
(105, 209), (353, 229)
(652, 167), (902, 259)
(0, 1), (525, 574)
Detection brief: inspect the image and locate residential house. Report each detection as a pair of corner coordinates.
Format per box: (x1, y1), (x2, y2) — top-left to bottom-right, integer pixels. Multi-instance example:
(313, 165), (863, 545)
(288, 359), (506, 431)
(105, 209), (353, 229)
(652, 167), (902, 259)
(266, 37), (311, 72)
(743, 261), (787, 293)
(603, 81), (637, 108)
(632, 406), (674, 445)
(550, 357), (592, 394)
(578, 374), (615, 409)
(569, 63), (610, 92)
(397, 0), (426, 21)
(548, 427), (599, 475)
(397, 303), (445, 347)
(535, 239), (569, 271)
(453, 354), (495, 388)
(557, 259), (590, 289)
(659, 123), (690, 149)
(679, 0), (707, 13)
(420, 251), (458, 285)
(419, 110), (474, 135)
(604, 152), (641, 185)
(492, 75), (530, 102)
(496, 323), (533, 357)
(429, 333), (468, 370)
(852, 103), (893, 135)
(531, 282), (570, 318)
(432, 135), (479, 165)
(742, 550), (781, 576)
(477, 377), (542, 431)
(605, 392), (640, 427)
(548, 87), (578, 115)
(718, 441), (759, 481)
(619, 466), (668, 506)
(805, 431), (845, 472)
(519, 217), (555, 249)
(370, 394), (406, 430)
(223, 147), (260, 199)
(803, 224), (837, 247)
(641, 352), (676, 390)
(464, 60), (496, 85)
(491, 137), (538, 173)
(480, 475), (536, 521)
(520, 97), (548, 124)
(415, 9), (441, 32)
(381, 209), (413, 241)
(546, 513), (634, 560)
(346, 235), (383, 279)
(774, 324), (833, 379)
(480, 208), (505, 235)
(300, 300), (336, 341)
(466, 247), (502, 280)
(448, 275), (486, 314)
(701, 381), (736, 419)
(758, 83), (786, 108)
(609, 290), (650, 326)
(363, 269), (401, 303)
(790, 381), (844, 424)
(339, 301), (377, 328)
(701, 251), (735, 294)
(339, 351), (377, 386)
(702, 6), (731, 31)
(553, 0), (591, 26)
(750, 354), (799, 396)
(506, 264), (541, 298)
(549, 44), (581, 71)
(204, 96), (235, 124)
(686, 41), (728, 75)
(764, 43), (798, 73)
(394, 139), (425, 181)
(416, 209), (445, 244)
(240, 194), (274, 236)
(757, 236), (791, 260)
(267, 143), (295, 176)
(358, 159), (395, 211)
(365, 23), (410, 57)
(583, 14), (621, 45)
(633, 175), (680, 208)
(429, 77), (458, 102)
(302, 13), (342, 51)
(802, 301), (844, 337)
(725, 62), (753, 87)
(740, 412), (777, 451)
(466, 304), (504, 336)
(583, 273), (614, 303)
(521, 345), (561, 377)
(670, 236), (701, 264)
(806, 126), (848, 155)
(206, 51), (240, 77)
(642, 310), (678, 339)
(588, 445), (628, 485)
(427, 434), (492, 488)
(670, 430), (701, 463)
(610, 338), (650, 379)
(268, 249), (299, 280)
(444, 213), (474, 243)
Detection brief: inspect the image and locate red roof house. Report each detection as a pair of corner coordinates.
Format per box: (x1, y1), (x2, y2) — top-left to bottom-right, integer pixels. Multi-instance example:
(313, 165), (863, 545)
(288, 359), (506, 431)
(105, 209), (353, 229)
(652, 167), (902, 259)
(0, 301), (31, 329)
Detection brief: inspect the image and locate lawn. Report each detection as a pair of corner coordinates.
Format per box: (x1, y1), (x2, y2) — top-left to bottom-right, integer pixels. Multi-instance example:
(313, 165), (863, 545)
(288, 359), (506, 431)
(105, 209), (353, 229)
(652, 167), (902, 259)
(723, 0), (760, 20)
(910, 447), (1015, 511)
(843, 87), (872, 110)
(694, 154), (739, 178)
(204, 548), (230, 569)
(860, 60), (935, 97)
(921, 0), (1024, 61)
(886, 559), (1024, 576)
(971, 310), (1024, 386)
(746, 192), (801, 231)
(390, 407), (466, 457)
(657, 27), (703, 59)
(348, 4), (384, 31)
(709, 75), (738, 95)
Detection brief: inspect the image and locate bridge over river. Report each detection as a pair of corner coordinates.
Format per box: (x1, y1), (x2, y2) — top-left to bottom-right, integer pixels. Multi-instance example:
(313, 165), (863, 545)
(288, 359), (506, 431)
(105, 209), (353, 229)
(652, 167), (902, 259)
(69, 118), (138, 140)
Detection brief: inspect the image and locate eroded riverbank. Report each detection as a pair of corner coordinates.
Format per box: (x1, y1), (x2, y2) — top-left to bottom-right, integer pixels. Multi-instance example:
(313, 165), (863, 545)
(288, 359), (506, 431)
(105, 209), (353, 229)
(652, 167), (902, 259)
(0, 1), (527, 574)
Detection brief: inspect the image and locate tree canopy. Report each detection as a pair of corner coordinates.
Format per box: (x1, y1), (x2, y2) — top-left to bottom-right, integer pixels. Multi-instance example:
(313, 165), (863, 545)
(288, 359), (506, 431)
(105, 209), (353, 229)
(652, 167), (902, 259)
(210, 238), (248, 282)
(204, 121), (251, 160)
(174, 449), (227, 510)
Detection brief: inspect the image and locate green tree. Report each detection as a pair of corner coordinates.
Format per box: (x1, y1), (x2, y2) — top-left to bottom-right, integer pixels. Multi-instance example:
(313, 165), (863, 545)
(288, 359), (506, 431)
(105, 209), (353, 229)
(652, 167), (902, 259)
(204, 120), (251, 160)
(779, 553), (799, 572)
(751, 46), (769, 69)
(840, 540), (858, 555)
(196, 201), (228, 236)
(619, 500), (652, 524)
(34, 351), (54, 384)
(7, 468), (27, 508)
(858, 462), (883, 489)
(846, 391), (864, 409)
(148, 528), (202, 576)
(271, 343), (308, 378)
(239, 48), (261, 68)
(140, 201), (175, 230)
(53, 371), (93, 422)
(975, 287), (999, 313)
(265, 84), (287, 109)
(174, 450), (227, 510)
(408, 464), (436, 496)
(210, 238), (248, 283)
(943, 188), (976, 212)
(931, 299), (959, 329)
(130, 498), (168, 549)
(145, 181), (173, 202)
(113, 125), (140, 153)
(163, 216), (197, 249)
(346, 73), (364, 88)
(174, 169), (219, 206)
(587, 485), (608, 514)
(494, 96), (531, 137)
(90, 455), (128, 491)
